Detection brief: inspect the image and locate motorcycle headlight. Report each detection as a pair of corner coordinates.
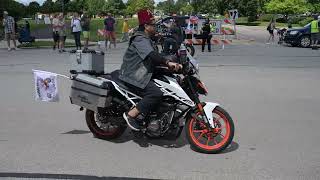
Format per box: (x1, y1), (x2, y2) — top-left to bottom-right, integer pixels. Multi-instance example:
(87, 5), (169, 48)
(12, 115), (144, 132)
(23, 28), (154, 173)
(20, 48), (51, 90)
(289, 31), (299, 35)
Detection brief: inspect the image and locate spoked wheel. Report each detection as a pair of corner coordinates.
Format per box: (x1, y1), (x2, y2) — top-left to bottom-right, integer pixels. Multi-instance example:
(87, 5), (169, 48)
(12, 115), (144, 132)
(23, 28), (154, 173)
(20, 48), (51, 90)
(186, 106), (234, 154)
(86, 109), (127, 140)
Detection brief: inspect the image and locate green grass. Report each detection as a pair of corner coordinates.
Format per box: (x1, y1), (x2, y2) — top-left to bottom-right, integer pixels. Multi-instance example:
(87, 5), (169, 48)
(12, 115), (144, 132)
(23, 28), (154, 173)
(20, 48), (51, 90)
(17, 20), (48, 31)
(75, 18), (138, 42)
(18, 18), (139, 42)
(236, 17), (301, 28)
(18, 40), (75, 48)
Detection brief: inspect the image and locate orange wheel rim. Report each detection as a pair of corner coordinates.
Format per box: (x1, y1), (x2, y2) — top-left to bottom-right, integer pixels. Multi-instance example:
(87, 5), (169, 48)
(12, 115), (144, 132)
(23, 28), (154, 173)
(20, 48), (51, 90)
(189, 110), (231, 150)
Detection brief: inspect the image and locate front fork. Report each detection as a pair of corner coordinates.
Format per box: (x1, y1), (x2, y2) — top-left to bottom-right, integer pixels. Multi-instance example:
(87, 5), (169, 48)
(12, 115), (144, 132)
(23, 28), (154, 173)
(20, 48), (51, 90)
(185, 77), (216, 129)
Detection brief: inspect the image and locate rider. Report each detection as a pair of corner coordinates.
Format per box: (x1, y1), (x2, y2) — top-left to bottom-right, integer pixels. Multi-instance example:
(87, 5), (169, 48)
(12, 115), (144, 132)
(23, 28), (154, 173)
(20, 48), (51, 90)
(162, 18), (183, 54)
(119, 9), (182, 131)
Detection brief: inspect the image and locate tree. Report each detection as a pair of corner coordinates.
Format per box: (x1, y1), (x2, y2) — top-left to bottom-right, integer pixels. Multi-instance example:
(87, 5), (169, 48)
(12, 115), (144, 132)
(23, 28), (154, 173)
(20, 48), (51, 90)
(66, 0), (88, 13)
(104, 0), (126, 15)
(180, 3), (194, 15)
(157, 0), (178, 15)
(126, 0), (155, 15)
(265, 0), (309, 15)
(0, 0), (26, 19)
(191, 0), (237, 15)
(41, 0), (60, 14)
(307, 0), (320, 13)
(86, 0), (106, 16)
(26, 1), (40, 17)
(238, 0), (259, 22)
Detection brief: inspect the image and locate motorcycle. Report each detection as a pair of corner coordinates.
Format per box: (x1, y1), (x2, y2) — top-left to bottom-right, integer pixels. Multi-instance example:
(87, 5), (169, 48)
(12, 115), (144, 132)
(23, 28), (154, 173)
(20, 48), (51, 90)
(70, 44), (234, 154)
(156, 32), (196, 57)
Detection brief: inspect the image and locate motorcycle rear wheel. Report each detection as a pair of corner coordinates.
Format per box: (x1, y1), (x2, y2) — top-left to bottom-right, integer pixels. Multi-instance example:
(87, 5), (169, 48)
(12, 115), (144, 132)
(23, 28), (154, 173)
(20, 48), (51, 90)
(86, 109), (127, 140)
(186, 106), (234, 154)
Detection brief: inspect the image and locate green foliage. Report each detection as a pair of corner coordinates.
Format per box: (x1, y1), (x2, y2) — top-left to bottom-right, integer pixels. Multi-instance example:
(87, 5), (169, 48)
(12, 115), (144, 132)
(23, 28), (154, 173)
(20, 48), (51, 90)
(126, 0), (155, 15)
(238, 0), (259, 22)
(307, 3), (320, 13)
(26, 1), (40, 17)
(0, 0), (26, 19)
(298, 17), (314, 26)
(86, 0), (106, 16)
(104, 0), (126, 15)
(259, 14), (276, 22)
(265, 0), (309, 15)
(180, 3), (194, 15)
(41, 0), (60, 14)
(157, 0), (177, 15)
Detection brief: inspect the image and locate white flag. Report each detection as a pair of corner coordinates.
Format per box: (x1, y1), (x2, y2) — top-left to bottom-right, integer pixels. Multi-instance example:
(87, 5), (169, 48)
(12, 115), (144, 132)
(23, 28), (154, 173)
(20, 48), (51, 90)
(33, 70), (59, 102)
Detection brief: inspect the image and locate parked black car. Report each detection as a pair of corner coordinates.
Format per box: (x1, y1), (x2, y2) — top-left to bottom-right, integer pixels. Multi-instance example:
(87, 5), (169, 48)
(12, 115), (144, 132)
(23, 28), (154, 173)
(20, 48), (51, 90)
(284, 20), (320, 48)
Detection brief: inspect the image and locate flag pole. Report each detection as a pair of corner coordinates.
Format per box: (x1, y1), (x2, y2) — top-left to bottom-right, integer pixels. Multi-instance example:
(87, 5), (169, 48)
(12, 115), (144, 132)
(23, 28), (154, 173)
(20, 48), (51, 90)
(32, 69), (70, 79)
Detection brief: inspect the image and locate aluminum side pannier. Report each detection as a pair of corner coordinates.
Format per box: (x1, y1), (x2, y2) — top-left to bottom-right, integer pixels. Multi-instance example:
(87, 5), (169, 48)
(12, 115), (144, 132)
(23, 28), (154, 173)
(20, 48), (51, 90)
(70, 74), (112, 112)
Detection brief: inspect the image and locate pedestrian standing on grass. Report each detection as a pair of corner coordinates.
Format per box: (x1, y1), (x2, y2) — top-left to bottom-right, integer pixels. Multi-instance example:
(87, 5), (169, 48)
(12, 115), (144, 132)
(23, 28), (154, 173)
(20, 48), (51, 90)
(2, 11), (17, 51)
(81, 12), (91, 50)
(52, 14), (60, 50)
(121, 17), (129, 42)
(104, 13), (116, 49)
(58, 13), (67, 53)
(71, 12), (82, 50)
(266, 18), (276, 44)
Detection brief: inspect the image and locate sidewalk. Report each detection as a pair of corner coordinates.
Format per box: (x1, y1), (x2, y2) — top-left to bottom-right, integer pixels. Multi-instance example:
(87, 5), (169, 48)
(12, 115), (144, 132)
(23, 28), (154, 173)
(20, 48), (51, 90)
(0, 39), (98, 49)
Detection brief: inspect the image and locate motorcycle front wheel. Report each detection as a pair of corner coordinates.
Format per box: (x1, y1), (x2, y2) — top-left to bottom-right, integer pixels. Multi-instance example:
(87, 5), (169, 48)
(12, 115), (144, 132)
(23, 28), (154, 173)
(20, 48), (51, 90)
(186, 106), (234, 154)
(86, 109), (127, 140)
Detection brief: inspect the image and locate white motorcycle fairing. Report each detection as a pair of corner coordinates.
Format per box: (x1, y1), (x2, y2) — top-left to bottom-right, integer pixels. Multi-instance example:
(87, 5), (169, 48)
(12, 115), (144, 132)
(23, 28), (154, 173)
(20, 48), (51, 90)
(203, 102), (220, 128)
(154, 76), (220, 128)
(100, 76), (220, 128)
(154, 76), (195, 107)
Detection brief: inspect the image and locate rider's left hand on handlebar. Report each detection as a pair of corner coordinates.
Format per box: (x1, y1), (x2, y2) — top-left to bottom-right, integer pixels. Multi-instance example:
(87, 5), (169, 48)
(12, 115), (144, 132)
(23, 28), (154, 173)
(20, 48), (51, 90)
(167, 62), (182, 72)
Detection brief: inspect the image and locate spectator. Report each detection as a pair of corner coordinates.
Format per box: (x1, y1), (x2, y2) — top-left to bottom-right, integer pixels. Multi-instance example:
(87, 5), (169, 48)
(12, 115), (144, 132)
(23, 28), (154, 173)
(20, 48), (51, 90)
(163, 19), (181, 54)
(266, 18), (276, 44)
(121, 17), (129, 42)
(52, 14), (60, 50)
(201, 19), (212, 52)
(310, 15), (320, 50)
(81, 12), (91, 50)
(71, 12), (82, 50)
(58, 13), (67, 53)
(104, 13), (116, 49)
(2, 11), (17, 51)
(25, 20), (30, 33)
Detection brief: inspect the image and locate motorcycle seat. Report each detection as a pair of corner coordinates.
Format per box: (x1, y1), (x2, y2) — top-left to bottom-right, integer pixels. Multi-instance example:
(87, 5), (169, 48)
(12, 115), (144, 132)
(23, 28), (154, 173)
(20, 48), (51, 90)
(110, 70), (132, 91)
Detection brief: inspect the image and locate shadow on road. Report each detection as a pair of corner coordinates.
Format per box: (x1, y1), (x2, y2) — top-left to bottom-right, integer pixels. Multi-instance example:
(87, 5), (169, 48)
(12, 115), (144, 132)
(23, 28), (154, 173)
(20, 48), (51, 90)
(62, 129), (91, 134)
(110, 129), (189, 149)
(0, 172), (158, 179)
(61, 129), (239, 154)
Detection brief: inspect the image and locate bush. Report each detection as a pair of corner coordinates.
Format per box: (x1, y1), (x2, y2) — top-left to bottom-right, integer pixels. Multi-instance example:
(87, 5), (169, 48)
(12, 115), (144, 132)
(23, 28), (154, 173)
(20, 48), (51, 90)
(288, 16), (305, 24)
(248, 16), (257, 22)
(298, 17), (314, 26)
(259, 14), (275, 22)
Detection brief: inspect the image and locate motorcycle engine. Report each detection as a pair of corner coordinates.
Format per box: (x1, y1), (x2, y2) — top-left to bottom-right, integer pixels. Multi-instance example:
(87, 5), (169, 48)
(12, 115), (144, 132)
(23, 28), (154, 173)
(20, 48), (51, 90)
(146, 111), (174, 138)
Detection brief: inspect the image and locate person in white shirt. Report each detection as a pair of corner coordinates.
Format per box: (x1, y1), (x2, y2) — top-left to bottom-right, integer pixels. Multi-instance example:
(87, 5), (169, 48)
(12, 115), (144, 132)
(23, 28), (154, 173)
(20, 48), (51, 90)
(52, 14), (60, 50)
(71, 13), (82, 50)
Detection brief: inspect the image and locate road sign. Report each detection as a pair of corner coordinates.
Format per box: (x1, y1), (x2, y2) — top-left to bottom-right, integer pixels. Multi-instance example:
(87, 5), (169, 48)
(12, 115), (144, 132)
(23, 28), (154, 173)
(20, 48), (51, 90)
(210, 20), (222, 35)
(228, 9), (238, 20)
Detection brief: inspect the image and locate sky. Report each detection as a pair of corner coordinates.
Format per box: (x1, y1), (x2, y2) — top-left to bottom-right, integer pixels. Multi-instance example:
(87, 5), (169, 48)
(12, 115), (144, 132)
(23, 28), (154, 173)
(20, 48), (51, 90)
(15, 0), (165, 5)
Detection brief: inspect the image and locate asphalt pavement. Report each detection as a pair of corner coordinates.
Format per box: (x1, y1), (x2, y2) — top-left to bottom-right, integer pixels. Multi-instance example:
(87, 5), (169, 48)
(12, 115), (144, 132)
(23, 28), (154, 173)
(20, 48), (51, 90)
(0, 41), (320, 180)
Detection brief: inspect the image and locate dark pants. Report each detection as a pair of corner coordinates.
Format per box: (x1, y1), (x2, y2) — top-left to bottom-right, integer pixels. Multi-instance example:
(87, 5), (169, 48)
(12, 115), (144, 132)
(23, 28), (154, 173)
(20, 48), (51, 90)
(73, 32), (81, 49)
(202, 34), (212, 52)
(129, 81), (163, 115)
(311, 33), (319, 48)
